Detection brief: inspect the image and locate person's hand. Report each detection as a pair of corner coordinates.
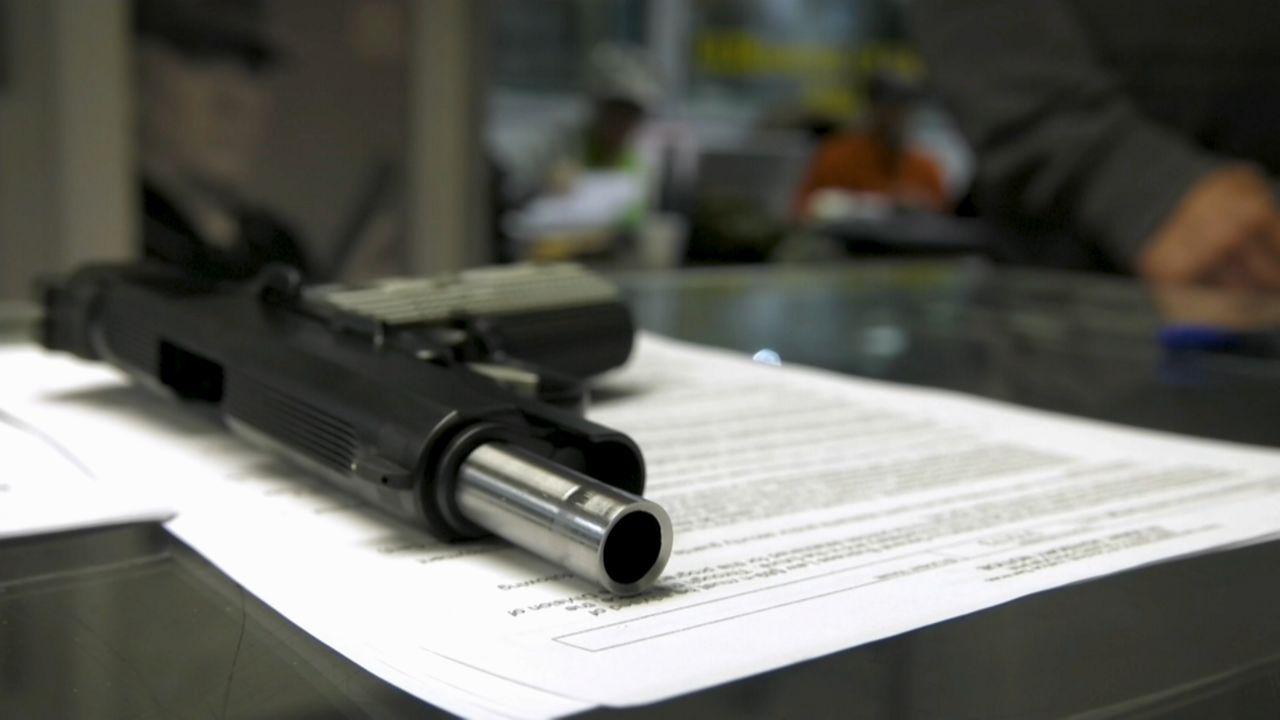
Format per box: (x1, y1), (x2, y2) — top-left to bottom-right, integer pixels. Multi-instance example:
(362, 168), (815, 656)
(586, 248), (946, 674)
(1152, 284), (1280, 331)
(1138, 166), (1280, 290)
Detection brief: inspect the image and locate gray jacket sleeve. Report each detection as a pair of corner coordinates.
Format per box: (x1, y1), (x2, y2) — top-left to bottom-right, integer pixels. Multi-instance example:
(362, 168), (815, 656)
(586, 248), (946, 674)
(903, 0), (1223, 267)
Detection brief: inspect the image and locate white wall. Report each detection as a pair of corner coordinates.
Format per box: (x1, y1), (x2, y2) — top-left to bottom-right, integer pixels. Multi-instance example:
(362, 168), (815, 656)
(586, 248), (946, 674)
(405, 0), (492, 272)
(0, 0), (133, 300)
(0, 0), (57, 300)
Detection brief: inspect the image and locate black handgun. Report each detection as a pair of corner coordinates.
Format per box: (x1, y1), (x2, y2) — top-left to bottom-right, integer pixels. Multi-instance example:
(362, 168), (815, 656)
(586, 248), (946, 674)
(39, 262), (671, 594)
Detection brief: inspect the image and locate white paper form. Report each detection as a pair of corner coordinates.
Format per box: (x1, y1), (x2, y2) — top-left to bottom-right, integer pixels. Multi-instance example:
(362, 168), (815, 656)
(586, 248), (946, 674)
(0, 406), (172, 540)
(328, 333), (1280, 707)
(4, 335), (1280, 716)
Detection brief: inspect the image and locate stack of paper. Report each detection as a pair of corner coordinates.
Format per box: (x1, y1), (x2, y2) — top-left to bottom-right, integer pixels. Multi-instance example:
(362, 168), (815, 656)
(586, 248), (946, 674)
(2, 335), (1279, 717)
(1, 410), (172, 541)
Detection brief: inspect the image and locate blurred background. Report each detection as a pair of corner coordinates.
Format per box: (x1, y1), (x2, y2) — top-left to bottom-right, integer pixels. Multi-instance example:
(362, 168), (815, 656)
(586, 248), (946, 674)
(0, 0), (979, 297)
(2, 0), (1278, 297)
(5, 6), (1280, 719)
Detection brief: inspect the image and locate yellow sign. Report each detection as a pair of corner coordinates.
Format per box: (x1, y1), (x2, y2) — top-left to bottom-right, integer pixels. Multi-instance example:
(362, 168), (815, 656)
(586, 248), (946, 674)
(694, 31), (924, 118)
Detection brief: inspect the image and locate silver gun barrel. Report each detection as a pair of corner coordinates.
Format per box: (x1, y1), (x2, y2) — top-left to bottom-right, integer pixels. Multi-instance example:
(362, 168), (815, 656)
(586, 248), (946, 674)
(456, 442), (672, 595)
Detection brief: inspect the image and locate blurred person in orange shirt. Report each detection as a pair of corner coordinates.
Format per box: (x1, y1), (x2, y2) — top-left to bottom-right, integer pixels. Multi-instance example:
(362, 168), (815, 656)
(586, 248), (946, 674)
(793, 70), (949, 220)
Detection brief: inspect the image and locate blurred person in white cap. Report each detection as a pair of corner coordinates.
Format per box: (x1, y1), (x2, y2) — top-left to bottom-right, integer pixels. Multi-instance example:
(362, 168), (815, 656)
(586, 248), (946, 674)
(537, 45), (661, 196)
(135, 0), (310, 280)
(508, 45), (661, 252)
(574, 44), (661, 178)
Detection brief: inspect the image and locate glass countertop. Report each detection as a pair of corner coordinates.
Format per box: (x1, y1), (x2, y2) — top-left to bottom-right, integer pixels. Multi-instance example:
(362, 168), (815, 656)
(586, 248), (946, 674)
(5, 260), (1280, 719)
